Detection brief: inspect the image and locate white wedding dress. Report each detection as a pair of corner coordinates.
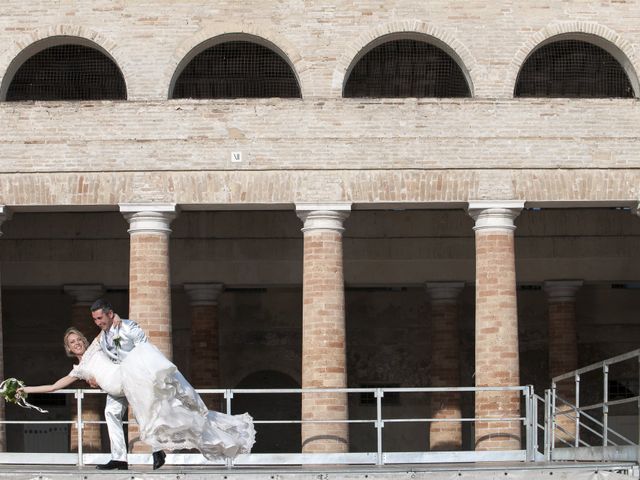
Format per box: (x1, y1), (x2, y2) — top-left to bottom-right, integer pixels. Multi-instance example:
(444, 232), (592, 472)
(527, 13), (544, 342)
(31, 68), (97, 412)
(71, 339), (255, 460)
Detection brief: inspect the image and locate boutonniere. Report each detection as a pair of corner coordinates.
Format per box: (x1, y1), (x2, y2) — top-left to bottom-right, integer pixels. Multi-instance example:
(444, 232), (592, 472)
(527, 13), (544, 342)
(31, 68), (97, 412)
(112, 327), (122, 350)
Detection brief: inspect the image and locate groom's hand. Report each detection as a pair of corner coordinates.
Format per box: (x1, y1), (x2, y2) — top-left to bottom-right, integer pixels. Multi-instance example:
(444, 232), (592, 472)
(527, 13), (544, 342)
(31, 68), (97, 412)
(87, 377), (98, 388)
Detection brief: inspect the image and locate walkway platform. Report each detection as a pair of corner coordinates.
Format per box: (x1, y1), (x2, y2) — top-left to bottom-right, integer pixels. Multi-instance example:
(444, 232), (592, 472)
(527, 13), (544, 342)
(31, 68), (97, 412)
(0, 462), (637, 480)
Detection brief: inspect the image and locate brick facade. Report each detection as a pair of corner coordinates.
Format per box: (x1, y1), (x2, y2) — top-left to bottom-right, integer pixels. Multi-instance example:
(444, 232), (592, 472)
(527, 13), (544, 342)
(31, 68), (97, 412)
(0, 0), (639, 460)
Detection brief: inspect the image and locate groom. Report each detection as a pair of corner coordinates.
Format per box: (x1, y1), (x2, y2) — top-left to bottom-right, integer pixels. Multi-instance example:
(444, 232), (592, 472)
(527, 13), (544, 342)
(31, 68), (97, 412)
(90, 299), (167, 471)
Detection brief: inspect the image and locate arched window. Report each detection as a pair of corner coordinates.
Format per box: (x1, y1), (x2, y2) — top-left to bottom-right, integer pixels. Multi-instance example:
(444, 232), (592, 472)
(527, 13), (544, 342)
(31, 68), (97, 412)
(344, 39), (471, 98)
(515, 39), (634, 98)
(171, 41), (301, 99)
(6, 44), (126, 101)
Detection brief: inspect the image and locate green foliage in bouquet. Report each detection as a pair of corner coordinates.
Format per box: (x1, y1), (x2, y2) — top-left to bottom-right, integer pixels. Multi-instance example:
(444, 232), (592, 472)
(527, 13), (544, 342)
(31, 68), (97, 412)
(0, 378), (26, 405)
(0, 378), (48, 413)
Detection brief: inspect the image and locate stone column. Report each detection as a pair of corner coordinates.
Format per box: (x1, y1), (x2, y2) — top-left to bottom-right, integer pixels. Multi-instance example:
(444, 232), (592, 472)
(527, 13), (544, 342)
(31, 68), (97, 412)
(120, 204), (177, 452)
(185, 283), (223, 409)
(544, 280), (582, 444)
(468, 201), (524, 451)
(0, 206), (11, 452)
(120, 204), (177, 357)
(426, 282), (464, 451)
(63, 284), (104, 453)
(296, 203), (351, 453)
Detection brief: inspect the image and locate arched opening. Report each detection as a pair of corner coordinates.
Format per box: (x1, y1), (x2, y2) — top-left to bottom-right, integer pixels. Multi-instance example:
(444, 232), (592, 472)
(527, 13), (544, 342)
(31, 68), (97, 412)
(343, 37), (471, 98)
(4, 42), (126, 101)
(171, 39), (301, 99)
(232, 370), (301, 453)
(515, 38), (635, 98)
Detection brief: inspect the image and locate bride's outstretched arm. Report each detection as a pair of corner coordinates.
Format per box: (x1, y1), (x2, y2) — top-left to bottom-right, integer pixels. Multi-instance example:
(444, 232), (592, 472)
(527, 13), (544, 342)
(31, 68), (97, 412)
(20, 375), (77, 394)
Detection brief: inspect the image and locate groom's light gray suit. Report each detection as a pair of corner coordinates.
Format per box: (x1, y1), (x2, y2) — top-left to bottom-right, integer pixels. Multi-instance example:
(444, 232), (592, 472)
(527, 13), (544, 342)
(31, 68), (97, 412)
(99, 319), (147, 462)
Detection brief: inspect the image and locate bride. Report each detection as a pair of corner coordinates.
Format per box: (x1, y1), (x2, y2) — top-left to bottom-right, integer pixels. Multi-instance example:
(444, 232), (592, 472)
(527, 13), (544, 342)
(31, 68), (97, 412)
(21, 327), (256, 463)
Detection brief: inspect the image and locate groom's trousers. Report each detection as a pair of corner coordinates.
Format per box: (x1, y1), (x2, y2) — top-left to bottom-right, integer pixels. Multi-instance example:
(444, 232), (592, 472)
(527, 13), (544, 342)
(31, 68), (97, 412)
(105, 394), (128, 462)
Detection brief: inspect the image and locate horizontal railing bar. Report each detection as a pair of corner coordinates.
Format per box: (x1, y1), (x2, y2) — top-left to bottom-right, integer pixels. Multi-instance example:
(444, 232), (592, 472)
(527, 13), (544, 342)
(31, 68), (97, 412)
(573, 397), (640, 413)
(553, 349), (640, 382)
(1, 420), (74, 424)
(383, 417), (525, 423)
(33, 386), (530, 396)
(230, 386), (528, 394)
(604, 396), (640, 408)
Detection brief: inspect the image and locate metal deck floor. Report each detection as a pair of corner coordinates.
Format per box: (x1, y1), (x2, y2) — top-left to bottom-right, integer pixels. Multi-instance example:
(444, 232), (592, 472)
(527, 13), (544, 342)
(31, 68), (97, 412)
(0, 462), (636, 480)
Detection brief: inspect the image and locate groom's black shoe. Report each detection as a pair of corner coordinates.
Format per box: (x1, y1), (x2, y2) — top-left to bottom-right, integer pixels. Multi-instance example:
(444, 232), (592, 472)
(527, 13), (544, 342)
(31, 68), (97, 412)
(96, 460), (128, 470)
(152, 450), (166, 470)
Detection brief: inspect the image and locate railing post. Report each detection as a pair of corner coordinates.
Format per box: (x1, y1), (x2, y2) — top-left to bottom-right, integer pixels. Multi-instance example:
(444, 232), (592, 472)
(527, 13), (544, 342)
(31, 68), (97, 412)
(544, 389), (551, 461)
(524, 386), (534, 462)
(76, 389), (83, 467)
(550, 383), (557, 455)
(531, 386), (539, 461)
(375, 388), (383, 465)
(226, 389), (233, 468)
(603, 364), (609, 447)
(574, 373), (581, 448)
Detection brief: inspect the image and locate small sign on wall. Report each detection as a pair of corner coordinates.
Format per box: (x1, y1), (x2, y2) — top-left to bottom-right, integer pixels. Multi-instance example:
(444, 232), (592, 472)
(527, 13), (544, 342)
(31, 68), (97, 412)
(231, 151), (242, 163)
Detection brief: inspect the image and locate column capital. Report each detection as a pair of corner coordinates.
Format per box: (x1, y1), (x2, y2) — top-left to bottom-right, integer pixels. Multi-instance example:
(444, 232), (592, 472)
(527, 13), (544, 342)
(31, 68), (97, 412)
(119, 203), (178, 235)
(425, 282), (465, 304)
(544, 280), (583, 303)
(467, 201), (524, 232)
(64, 284), (104, 304)
(0, 205), (12, 236)
(184, 283), (224, 306)
(296, 203), (351, 233)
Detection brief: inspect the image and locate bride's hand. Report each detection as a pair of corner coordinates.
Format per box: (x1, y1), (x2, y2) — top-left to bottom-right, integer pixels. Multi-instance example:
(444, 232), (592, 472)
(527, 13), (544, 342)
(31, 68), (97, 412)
(112, 313), (122, 328)
(87, 377), (99, 388)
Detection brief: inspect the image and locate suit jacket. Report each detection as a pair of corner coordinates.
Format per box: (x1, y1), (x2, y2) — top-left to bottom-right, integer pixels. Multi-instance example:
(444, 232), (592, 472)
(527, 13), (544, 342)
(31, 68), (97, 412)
(99, 318), (147, 364)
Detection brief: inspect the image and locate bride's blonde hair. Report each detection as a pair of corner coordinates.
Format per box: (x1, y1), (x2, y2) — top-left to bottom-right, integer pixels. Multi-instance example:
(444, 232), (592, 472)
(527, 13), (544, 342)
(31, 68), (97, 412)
(63, 327), (89, 357)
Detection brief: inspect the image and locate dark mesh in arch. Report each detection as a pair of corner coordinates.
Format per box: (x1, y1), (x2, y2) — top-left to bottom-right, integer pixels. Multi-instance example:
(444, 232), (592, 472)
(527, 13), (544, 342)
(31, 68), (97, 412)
(515, 39), (634, 98)
(172, 41), (301, 99)
(344, 39), (471, 98)
(6, 44), (126, 101)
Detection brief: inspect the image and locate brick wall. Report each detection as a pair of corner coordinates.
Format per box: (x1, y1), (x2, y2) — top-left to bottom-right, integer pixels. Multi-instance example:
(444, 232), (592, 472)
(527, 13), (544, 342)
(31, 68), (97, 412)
(0, 1), (639, 99)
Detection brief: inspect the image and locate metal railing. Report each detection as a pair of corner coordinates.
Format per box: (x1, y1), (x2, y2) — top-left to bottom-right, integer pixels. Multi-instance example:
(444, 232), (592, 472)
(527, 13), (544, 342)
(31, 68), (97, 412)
(0, 385), (538, 467)
(550, 348), (640, 462)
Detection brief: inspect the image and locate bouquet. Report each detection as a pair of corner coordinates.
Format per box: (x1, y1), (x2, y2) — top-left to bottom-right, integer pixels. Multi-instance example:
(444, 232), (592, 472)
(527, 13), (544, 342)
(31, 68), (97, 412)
(0, 378), (48, 413)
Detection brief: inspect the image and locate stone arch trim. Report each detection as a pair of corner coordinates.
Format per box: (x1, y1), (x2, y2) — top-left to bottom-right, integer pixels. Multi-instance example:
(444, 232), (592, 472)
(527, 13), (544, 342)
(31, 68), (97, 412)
(506, 22), (640, 98)
(164, 24), (309, 99)
(0, 24), (131, 101)
(331, 21), (478, 97)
